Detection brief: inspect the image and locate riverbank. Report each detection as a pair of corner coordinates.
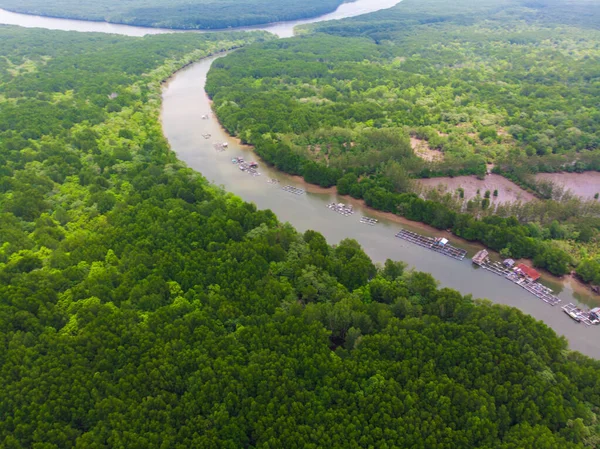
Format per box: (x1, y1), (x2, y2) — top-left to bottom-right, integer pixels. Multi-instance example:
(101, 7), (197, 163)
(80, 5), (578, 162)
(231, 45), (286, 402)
(0, 0), (402, 38)
(0, 0), (347, 31)
(155, 23), (600, 356)
(197, 98), (600, 304)
(282, 169), (600, 303)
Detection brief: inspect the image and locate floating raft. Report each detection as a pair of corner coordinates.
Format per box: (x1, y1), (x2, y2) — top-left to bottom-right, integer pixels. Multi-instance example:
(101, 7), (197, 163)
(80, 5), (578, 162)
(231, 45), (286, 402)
(267, 178), (279, 184)
(476, 257), (562, 306)
(506, 272), (561, 306)
(282, 185), (305, 195)
(360, 217), (378, 226)
(562, 303), (596, 326)
(395, 229), (467, 261)
(202, 133), (211, 139)
(327, 202), (354, 216)
(214, 143), (228, 152)
(478, 260), (512, 276)
(238, 163), (260, 176)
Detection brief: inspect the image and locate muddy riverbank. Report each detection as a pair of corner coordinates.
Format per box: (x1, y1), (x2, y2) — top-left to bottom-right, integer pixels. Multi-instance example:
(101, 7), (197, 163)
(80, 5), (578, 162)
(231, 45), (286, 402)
(161, 55), (600, 358)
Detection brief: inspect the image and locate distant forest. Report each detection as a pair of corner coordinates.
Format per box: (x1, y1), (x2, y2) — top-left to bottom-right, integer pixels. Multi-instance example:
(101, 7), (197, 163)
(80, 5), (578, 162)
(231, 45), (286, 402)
(2, 24), (600, 448)
(0, 0), (344, 29)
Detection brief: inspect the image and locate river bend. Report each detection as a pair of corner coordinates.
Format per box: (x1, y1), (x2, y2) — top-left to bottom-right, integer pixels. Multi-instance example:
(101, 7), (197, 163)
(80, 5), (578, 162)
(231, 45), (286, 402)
(2, 0), (599, 357)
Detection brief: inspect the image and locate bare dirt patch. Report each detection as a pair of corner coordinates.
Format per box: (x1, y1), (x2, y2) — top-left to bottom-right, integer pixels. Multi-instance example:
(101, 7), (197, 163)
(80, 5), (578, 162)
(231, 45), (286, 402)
(416, 174), (536, 204)
(410, 137), (444, 162)
(535, 172), (600, 200)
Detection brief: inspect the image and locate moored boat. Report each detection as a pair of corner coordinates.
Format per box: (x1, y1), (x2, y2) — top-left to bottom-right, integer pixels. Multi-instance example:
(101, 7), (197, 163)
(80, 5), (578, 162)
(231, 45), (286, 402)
(564, 309), (582, 323)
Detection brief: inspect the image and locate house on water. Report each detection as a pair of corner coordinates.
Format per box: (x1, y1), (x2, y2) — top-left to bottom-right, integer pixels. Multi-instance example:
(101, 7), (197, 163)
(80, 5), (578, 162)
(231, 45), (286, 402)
(515, 263), (541, 282)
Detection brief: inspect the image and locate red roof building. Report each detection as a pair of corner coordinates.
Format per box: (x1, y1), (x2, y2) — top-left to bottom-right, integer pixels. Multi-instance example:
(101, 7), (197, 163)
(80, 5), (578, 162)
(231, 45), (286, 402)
(515, 263), (541, 282)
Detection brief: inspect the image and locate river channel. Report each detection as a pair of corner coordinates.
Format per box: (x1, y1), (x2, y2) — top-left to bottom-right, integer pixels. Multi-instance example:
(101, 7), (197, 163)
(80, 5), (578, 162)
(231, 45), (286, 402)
(0, 0), (401, 38)
(2, 0), (599, 357)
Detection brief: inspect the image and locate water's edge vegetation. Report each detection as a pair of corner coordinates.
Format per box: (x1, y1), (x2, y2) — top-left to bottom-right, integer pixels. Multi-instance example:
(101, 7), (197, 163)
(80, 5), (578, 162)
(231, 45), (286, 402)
(2, 24), (600, 447)
(3, 0), (600, 445)
(0, 0), (345, 30)
(206, 0), (600, 283)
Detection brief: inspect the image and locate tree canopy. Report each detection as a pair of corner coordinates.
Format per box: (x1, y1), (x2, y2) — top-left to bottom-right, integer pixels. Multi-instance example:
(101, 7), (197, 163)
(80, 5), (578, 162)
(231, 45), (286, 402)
(0, 0), (344, 30)
(205, 0), (600, 277)
(2, 19), (600, 449)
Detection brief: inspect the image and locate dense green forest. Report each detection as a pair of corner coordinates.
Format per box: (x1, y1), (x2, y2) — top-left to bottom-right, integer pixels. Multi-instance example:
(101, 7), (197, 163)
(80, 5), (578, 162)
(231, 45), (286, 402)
(0, 0), (344, 29)
(3, 24), (600, 448)
(206, 0), (600, 278)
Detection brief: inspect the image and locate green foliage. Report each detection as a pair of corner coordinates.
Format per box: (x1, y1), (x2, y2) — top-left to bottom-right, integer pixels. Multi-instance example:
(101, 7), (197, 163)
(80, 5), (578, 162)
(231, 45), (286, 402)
(2, 20), (600, 449)
(206, 0), (600, 277)
(0, 0), (344, 29)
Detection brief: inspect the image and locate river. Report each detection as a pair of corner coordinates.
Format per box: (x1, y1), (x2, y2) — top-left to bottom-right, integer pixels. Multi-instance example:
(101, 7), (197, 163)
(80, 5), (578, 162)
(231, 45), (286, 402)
(2, 0), (599, 357)
(0, 0), (401, 38)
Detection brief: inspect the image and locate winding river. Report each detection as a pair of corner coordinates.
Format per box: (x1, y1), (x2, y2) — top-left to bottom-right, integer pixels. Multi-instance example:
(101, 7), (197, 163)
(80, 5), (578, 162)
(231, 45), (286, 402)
(2, 1), (600, 357)
(0, 0), (401, 38)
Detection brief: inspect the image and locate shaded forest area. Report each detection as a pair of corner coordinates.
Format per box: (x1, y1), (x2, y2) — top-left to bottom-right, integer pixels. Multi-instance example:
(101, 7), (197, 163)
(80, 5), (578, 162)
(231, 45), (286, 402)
(2, 25), (600, 448)
(206, 0), (600, 278)
(0, 0), (344, 30)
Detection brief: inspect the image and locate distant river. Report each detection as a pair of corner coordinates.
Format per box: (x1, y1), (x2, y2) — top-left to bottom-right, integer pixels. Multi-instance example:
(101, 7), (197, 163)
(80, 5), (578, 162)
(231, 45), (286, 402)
(2, 0), (600, 358)
(0, 0), (401, 38)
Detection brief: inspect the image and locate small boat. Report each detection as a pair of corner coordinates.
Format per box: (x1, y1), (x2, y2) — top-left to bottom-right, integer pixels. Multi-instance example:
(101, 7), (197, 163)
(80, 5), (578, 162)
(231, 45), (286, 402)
(248, 161), (258, 169)
(222, 142), (228, 148)
(564, 309), (581, 322)
(231, 158), (238, 164)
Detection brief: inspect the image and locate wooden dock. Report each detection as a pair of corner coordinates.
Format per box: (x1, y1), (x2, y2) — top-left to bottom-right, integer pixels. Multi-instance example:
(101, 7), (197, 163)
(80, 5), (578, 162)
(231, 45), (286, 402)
(360, 217), (378, 226)
(282, 185), (305, 195)
(395, 229), (467, 261)
(327, 202), (354, 216)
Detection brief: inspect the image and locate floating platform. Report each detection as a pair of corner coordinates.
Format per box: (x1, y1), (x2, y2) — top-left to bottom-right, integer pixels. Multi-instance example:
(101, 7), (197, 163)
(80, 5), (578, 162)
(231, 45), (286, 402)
(476, 258), (561, 306)
(562, 303), (596, 326)
(506, 272), (561, 306)
(327, 202), (354, 216)
(395, 229), (467, 261)
(282, 185), (305, 195)
(360, 217), (378, 226)
(237, 162), (260, 176)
